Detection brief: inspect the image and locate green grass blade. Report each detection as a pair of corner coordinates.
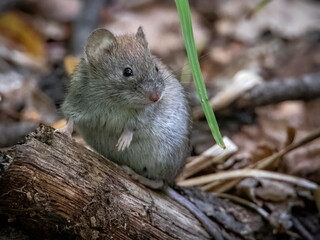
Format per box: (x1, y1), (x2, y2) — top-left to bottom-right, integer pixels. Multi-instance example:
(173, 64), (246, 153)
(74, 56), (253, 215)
(174, 0), (225, 148)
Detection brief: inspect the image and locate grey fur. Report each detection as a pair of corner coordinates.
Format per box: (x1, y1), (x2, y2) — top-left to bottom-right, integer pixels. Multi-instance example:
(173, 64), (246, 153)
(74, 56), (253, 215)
(62, 28), (191, 183)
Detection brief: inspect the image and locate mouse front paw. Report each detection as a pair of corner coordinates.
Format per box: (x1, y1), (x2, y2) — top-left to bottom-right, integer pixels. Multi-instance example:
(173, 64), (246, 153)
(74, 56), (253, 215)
(116, 129), (133, 151)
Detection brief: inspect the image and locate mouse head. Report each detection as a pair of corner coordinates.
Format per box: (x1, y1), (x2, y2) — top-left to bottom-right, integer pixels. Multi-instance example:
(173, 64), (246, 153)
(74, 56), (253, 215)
(84, 27), (165, 109)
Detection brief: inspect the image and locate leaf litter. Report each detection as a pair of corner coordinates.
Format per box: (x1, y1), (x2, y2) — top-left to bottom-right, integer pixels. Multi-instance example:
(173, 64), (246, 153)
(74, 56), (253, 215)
(0, 0), (320, 238)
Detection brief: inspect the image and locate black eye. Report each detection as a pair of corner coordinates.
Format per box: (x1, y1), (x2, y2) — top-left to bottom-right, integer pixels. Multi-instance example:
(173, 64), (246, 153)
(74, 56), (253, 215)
(155, 66), (159, 72)
(123, 67), (133, 77)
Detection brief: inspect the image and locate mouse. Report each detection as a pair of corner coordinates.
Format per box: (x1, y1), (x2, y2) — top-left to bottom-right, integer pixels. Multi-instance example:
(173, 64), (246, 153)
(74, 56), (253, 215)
(59, 27), (222, 239)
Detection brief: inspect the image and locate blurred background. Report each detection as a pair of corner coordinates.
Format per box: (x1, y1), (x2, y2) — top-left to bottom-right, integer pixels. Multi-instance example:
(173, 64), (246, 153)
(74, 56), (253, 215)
(0, 0), (320, 238)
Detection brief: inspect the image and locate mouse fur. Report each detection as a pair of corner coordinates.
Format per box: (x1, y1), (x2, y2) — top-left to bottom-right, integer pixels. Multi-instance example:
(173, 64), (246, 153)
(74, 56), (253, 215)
(62, 27), (191, 183)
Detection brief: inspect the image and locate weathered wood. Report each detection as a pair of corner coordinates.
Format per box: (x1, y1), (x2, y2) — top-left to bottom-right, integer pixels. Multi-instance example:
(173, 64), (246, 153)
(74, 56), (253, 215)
(0, 125), (271, 240)
(193, 72), (320, 119)
(236, 72), (320, 109)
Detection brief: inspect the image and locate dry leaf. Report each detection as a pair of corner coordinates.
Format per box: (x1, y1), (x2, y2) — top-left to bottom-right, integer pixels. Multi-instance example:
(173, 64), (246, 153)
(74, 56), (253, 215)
(52, 119), (67, 129)
(217, 0), (320, 42)
(237, 178), (259, 203)
(178, 137), (238, 181)
(35, 0), (82, 21)
(102, 6), (208, 59)
(255, 179), (296, 202)
(269, 210), (292, 232)
(0, 12), (45, 58)
(64, 55), (80, 76)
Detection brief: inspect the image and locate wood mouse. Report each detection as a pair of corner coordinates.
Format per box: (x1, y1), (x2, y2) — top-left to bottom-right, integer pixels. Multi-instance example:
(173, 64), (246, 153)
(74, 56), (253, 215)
(59, 27), (222, 239)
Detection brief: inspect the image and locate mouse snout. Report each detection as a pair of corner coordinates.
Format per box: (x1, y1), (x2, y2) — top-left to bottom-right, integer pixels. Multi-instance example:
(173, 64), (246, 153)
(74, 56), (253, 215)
(143, 77), (164, 103)
(147, 91), (160, 103)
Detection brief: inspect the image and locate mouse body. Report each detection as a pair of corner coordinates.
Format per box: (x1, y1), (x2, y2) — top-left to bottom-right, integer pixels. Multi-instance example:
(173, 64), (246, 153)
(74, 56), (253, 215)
(61, 28), (223, 239)
(62, 27), (191, 183)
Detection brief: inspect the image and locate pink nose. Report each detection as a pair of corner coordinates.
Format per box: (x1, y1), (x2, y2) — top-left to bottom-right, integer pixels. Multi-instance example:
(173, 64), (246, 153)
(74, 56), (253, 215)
(148, 92), (160, 102)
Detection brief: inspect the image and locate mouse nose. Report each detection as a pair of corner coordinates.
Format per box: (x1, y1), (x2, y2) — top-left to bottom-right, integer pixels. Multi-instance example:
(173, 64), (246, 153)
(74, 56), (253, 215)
(148, 91), (160, 103)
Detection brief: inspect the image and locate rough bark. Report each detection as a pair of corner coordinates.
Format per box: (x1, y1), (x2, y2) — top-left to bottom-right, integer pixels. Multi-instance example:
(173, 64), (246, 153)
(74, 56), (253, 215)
(0, 125), (272, 240)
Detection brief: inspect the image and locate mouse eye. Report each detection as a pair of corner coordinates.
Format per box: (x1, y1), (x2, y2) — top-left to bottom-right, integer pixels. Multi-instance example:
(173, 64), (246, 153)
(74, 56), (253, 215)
(123, 67), (133, 77)
(155, 66), (159, 72)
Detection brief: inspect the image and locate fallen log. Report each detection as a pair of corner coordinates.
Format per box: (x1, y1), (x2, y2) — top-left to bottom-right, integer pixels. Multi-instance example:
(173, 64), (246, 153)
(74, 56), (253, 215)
(193, 71), (320, 119)
(0, 125), (272, 239)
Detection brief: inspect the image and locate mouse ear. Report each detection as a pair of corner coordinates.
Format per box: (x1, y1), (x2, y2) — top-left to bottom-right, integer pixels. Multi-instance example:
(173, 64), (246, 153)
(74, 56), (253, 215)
(85, 28), (117, 63)
(136, 26), (148, 48)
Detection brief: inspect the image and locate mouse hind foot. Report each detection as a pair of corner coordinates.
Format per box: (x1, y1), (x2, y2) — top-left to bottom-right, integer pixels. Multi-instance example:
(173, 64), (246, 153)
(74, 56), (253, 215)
(122, 165), (164, 189)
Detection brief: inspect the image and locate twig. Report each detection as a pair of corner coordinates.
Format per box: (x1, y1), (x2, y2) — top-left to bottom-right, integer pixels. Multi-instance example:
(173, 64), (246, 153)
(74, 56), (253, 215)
(194, 128), (320, 193)
(179, 169), (318, 190)
(291, 217), (313, 240)
(178, 137), (237, 181)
